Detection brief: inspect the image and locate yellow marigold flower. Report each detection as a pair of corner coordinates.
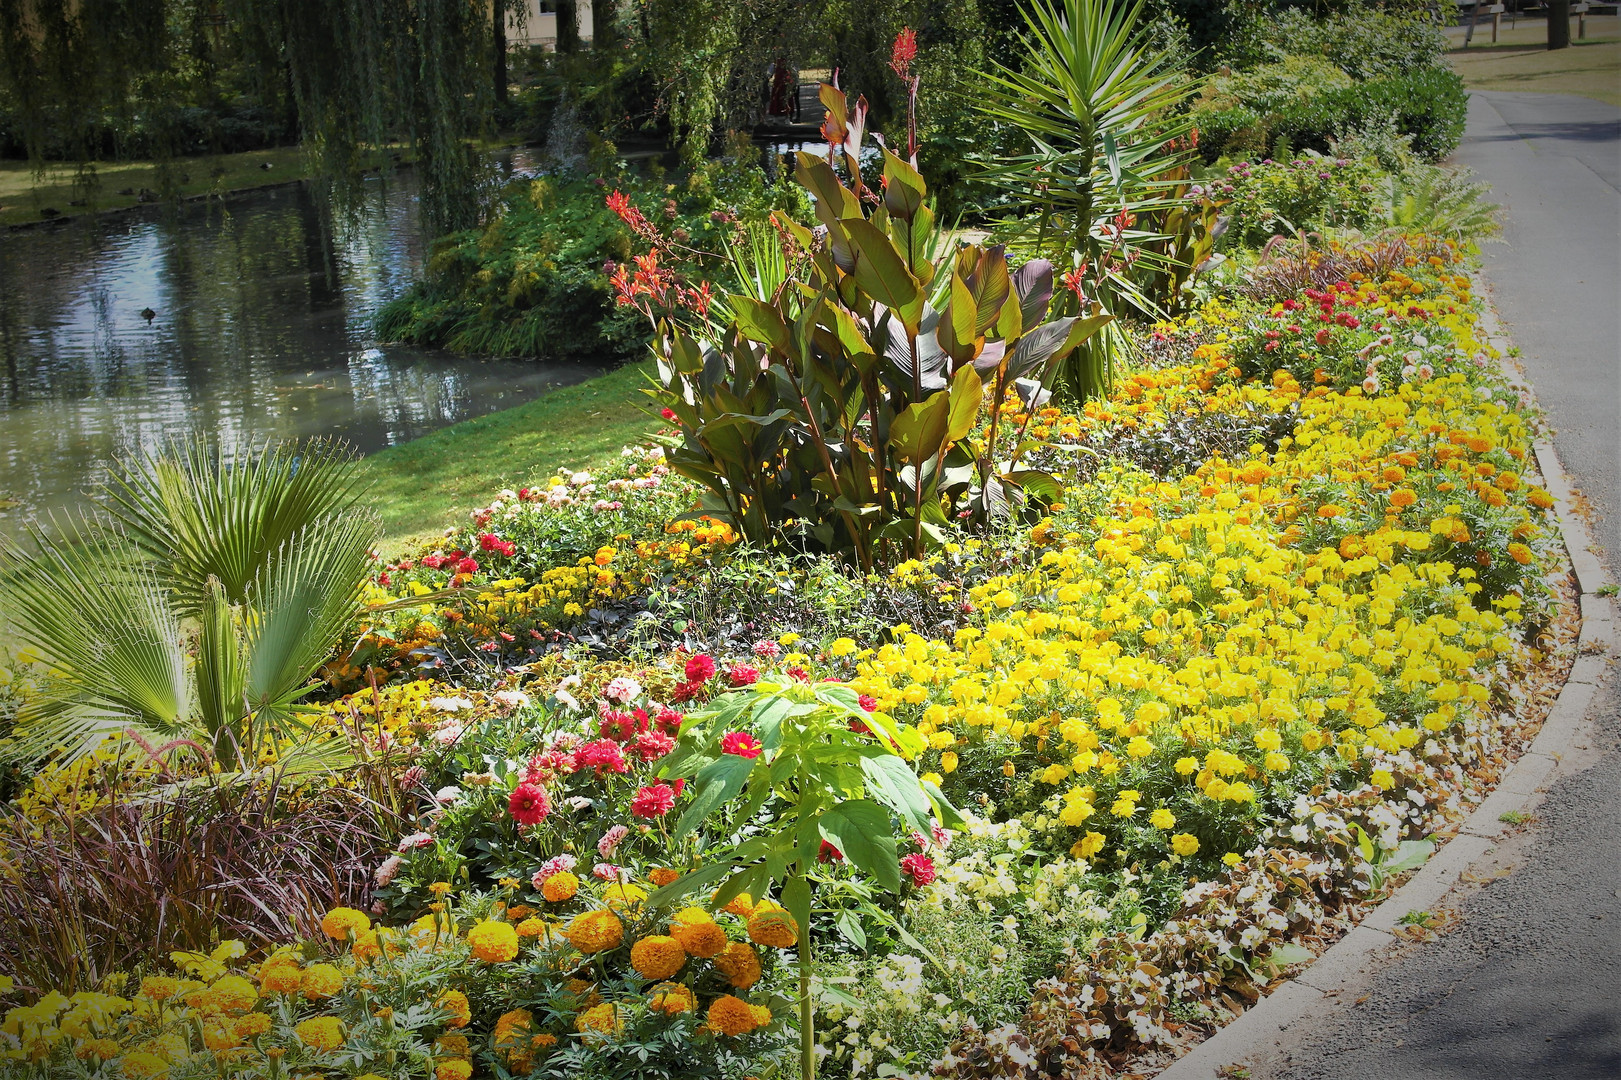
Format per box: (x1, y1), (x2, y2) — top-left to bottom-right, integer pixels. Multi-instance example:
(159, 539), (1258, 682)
(494, 1008), (533, 1060)
(202, 975), (259, 1017)
(1253, 728), (1282, 752)
(435, 1061), (472, 1080)
(1071, 831), (1106, 859)
(293, 1015), (344, 1052)
(435, 1033), (470, 1058)
(649, 982), (696, 1015)
(1126, 735), (1155, 759)
(542, 871), (579, 902)
(121, 1051), (170, 1078)
(516, 917), (550, 939)
(575, 1002), (621, 1038)
(299, 964), (343, 1000)
(75, 1038), (121, 1061)
(138, 976), (180, 1002)
(750, 1004), (772, 1028)
(1150, 808), (1176, 829)
(1222, 852), (1242, 866)
(564, 909), (624, 954)
(670, 908), (728, 958)
(258, 957), (301, 995)
(1002, 760), (1016, 777)
(630, 935), (687, 980)
(1264, 752), (1292, 773)
(940, 750), (959, 773)
(1170, 833), (1199, 856)
(232, 1013), (272, 1040)
(436, 990), (471, 1029)
(320, 907), (371, 942)
(603, 882), (648, 912)
(1371, 769), (1396, 791)
(648, 867), (680, 887)
(828, 637), (857, 657)
(713, 942), (762, 989)
(468, 920), (521, 963)
(745, 901), (798, 949)
(706, 994), (760, 1036)
(201, 1022), (241, 1051)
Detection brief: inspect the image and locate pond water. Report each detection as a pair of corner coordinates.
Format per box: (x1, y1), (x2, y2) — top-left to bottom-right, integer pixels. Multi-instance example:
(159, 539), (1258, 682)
(0, 162), (601, 539)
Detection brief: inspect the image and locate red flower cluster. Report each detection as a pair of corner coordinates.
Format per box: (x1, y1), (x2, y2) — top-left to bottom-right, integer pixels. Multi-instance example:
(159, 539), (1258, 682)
(508, 782), (551, 826)
(630, 782), (677, 819)
(900, 852), (935, 887)
(574, 738), (629, 775)
(889, 27), (918, 79)
(600, 708), (650, 742)
(478, 532), (516, 558)
(631, 728), (675, 762)
(720, 732), (762, 759)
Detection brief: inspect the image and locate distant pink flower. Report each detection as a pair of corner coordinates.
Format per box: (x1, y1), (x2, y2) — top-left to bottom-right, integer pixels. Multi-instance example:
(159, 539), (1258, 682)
(532, 854), (577, 888)
(398, 832), (435, 852)
(592, 862), (627, 882)
(603, 676), (643, 703)
(753, 640), (781, 660)
(374, 855), (403, 886)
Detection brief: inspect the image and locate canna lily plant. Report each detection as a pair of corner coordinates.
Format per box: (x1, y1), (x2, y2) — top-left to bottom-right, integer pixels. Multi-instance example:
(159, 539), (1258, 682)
(622, 77), (1112, 571)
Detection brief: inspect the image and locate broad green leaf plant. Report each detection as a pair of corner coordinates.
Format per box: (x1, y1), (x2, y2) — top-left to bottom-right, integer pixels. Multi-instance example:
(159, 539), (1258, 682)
(644, 79), (1112, 571)
(650, 679), (962, 1080)
(0, 439), (380, 770)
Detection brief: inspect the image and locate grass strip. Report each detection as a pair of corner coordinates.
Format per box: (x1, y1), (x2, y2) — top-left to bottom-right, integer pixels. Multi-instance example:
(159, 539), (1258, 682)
(363, 360), (658, 552)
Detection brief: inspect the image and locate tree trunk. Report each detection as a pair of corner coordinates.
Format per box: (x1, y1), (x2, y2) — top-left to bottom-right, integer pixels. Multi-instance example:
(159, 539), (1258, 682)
(556, 0), (579, 54)
(493, 0), (508, 106)
(1547, 0), (1572, 49)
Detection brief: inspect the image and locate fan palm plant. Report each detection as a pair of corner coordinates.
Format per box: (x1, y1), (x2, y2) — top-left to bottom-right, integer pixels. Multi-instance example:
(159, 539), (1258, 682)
(0, 440), (379, 770)
(978, 0), (1200, 397)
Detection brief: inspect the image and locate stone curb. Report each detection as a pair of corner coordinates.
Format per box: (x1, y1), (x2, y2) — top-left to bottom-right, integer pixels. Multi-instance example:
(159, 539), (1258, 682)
(1153, 288), (1618, 1080)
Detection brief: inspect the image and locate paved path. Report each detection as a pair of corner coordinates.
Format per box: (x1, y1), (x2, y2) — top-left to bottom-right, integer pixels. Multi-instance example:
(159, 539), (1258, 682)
(1248, 91), (1621, 1080)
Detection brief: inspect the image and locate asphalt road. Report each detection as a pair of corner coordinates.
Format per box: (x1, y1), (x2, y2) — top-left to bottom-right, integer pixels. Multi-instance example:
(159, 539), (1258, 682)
(1248, 91), (1621, 1080)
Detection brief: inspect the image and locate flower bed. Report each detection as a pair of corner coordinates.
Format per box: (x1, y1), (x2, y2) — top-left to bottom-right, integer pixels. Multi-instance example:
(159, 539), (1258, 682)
(0, 240), (1565, 1079)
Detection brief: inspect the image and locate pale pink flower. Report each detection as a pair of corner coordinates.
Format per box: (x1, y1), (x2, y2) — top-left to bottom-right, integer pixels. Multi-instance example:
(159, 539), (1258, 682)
(597, 824), (630, 858)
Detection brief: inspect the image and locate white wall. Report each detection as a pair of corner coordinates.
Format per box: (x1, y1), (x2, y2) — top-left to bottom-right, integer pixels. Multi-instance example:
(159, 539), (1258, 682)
(507, 1), (595, 49)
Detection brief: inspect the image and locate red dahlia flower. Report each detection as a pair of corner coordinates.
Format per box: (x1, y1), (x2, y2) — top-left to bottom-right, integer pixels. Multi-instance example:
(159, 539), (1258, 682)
(573, 738), (629, 775)
(508, 782), (551, 826)
(900, 853), (935, 886)
(720, 732), (762, 759)
(631, 782), (677, 819)
(685, 653), (717, 682)
(728, 664), (759, 687)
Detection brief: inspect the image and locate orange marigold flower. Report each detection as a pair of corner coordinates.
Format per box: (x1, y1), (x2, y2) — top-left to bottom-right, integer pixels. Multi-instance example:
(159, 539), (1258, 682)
(564, 909), (624, 954)
(575, 1002), (622, 1038)
(649, 981), (697, 1015)
(436, 990), (471, 1029)
(746, 900), (798, 948)
(435, 1061), (472, 1080)
(648, 867), (680, 888)
(706, 994), (761, 1036)
(1316, 503), (1343, 519)
(542, 871), (580, 903)
(1508, 543), (1533, 565)
(320, 906), (371, 942)
(516, 917), (550, 939)
(233, 1013), (273, 1040)
(299, 964), (344, 1000)
(258, 957), (302, 995)
(1389, 488), (1417, 509)
(630, 935), (687, 980)
(713, 942), (762, 988)
(719, 891), (754, 917)
(670, 908), (728, 958)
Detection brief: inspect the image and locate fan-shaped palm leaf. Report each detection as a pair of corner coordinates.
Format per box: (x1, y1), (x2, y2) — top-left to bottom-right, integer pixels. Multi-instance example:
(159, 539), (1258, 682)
(101, 438), (368, 616)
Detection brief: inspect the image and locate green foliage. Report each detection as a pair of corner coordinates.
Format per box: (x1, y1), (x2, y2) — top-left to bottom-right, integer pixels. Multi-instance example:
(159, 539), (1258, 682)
(1200, 156), (1393, 249)
(1244, 5), (1449, 81)
(645, 97), (1112, 569)
(1390, 166), (1502, 241)
(976, 0), (1202, 394)
(1197, 66), (1469, 165)
(377, 163), (804, 364)
(0, 440), (380, 769)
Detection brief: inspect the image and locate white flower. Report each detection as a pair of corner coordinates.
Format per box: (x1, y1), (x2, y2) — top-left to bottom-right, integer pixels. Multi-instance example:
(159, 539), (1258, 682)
(570, 471), (592, 486)
(432, 722), (466, 746)
(602, 676), (642, 704)
(493, 690), (530, 710)
(433, 785), (462, 805)
(428, 695), (475, 713)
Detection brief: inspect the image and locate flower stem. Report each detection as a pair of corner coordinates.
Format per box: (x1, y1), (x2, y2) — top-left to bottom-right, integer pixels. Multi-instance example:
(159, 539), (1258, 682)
(799, 911), (815, 1080)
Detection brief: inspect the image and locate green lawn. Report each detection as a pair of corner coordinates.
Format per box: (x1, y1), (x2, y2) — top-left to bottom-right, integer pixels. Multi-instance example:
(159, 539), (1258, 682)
(1447, 17), (1621, 106)
(363, 360), (660, 553)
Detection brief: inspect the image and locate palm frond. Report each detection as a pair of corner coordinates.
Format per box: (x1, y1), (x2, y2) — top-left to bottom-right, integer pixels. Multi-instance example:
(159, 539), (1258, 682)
(0, 516), (192, 763)
(101, 437), (369, 616)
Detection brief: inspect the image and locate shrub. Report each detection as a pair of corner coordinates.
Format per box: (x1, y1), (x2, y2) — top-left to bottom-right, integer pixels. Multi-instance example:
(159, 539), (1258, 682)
(1199, 155), (1392, 248)
(1249, 6), (1448, 81)
(1196, 66), (1468, 165)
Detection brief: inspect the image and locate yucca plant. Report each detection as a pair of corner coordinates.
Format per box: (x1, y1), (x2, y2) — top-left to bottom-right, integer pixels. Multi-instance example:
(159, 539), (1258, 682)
(0, 440), (380, 769)
(978, 0), (1202, 396)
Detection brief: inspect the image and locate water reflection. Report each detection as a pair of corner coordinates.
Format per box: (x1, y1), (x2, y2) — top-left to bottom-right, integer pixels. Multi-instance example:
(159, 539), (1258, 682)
(0, 165), (600, 537)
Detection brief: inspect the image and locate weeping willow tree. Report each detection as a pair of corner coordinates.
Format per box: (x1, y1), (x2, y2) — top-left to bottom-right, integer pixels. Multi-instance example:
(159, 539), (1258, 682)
(0, 0), (507, 233)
